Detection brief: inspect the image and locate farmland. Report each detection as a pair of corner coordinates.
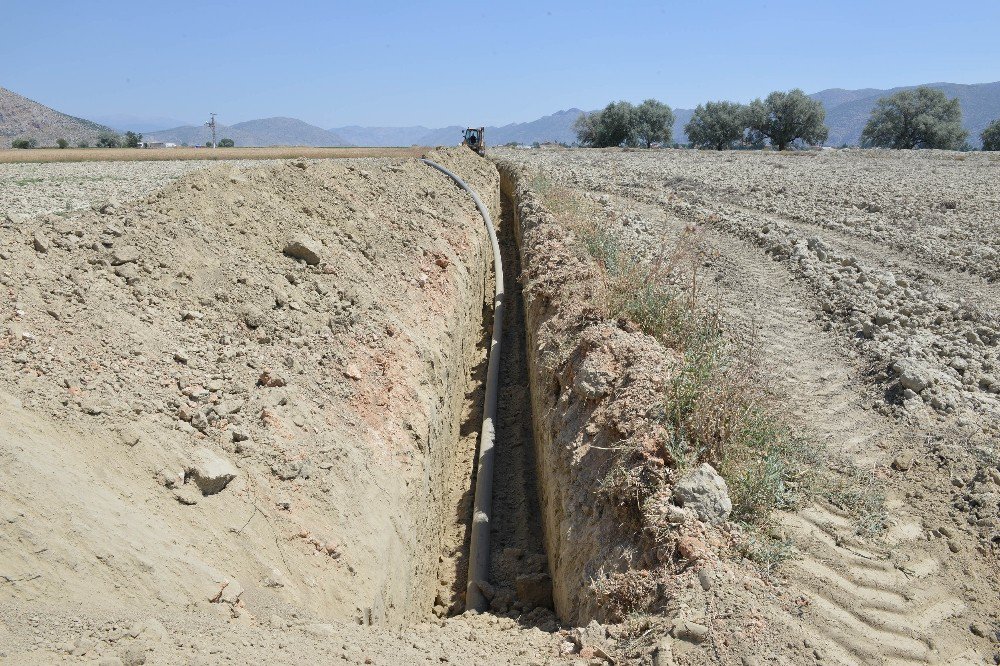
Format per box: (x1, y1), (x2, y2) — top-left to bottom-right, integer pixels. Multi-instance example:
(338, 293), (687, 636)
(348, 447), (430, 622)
(1, 147), (998, 664)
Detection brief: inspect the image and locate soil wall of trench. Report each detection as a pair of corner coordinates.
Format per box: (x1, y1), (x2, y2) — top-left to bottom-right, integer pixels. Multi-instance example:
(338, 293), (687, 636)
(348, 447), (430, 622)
(0, 149), (501, 630)
(493, 160), (674, 626)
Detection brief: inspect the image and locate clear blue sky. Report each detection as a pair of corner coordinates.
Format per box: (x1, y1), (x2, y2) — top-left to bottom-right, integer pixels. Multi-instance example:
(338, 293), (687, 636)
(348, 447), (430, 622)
(3, 0), (998, 129)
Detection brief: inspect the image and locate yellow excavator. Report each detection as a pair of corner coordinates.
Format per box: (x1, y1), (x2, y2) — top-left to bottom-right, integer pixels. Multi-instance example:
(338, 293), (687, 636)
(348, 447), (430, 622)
(463, 127), (485, 156)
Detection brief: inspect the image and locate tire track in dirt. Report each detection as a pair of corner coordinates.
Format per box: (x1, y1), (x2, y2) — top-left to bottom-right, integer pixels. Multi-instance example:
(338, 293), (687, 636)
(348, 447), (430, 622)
(622, 196), (987, 665)
(724, 205), (1000, 316)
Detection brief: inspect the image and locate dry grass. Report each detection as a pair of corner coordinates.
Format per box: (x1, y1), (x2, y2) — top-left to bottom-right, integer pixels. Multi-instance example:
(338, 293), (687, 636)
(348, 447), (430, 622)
(0, 146), (427, 164)
(531, 174), (819, 558)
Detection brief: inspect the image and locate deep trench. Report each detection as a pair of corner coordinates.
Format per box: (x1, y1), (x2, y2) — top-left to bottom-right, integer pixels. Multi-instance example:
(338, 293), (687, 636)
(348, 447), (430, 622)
(441, 189), (550, 617)
(484, 191), (550, 606)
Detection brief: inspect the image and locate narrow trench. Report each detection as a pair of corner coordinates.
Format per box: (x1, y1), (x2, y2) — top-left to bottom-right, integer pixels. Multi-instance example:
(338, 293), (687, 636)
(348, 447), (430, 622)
(434, 184), (550, 621)
(482, 191), (551, 616)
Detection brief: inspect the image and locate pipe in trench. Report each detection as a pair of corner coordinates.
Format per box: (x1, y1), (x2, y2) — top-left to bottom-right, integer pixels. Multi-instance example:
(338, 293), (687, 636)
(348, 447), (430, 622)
(419, 158), (503, 613)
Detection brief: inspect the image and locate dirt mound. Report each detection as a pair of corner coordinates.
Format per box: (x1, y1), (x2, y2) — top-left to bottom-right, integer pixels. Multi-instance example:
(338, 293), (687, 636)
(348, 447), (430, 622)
(0, 149), (585, 663)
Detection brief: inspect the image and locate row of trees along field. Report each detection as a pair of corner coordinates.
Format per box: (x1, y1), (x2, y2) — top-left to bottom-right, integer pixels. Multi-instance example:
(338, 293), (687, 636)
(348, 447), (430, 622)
(575, 87), (1000, 151)
(10, 132), (236, 149)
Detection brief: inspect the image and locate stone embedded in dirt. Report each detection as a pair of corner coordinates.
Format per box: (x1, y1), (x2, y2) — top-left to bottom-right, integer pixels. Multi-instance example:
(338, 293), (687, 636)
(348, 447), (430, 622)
(117, 427), (141, 447)
(110, 246), (139, 265)
(185, 447), (238, 495)
(893, 359), (934, 393)
(892, 453), (914, 471)
(32, 232), (49, 253)
(283, 236), (322, 265)
(304, 623), (335, 638)
(241, 306), (265, 329)
(257, 369), (287, 387)
(652, 639), (676, 666)
(674, 463), (732, 524)
(572, 352), (616, 399)
(210, 578), (244, 604)
(672, 619), (709, 643)
(514, 572), (553, 609)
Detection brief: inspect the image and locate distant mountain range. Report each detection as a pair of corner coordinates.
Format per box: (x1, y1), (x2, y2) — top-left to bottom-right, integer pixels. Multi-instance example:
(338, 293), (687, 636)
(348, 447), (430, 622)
(4, 81), (999, 150)
(144, 117), (350, 147)
(331, 108), (586, 147)
(0, 86), (115, 148)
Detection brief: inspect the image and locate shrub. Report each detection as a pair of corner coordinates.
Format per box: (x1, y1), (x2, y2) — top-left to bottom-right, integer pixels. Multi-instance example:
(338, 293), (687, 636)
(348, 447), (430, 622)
(861, 87), (967, 149)
(745, 89), (828, 150)
(56, 138), (69, 149)
(218, 138), (235, 147)
(982, 119), (1000, 151)
(11, 138), (37, 149)
(77, 141), (90, 148)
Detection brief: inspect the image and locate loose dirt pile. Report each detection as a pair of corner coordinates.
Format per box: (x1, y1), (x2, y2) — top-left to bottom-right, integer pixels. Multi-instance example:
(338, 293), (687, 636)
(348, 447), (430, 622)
(0, 149), (579, 664)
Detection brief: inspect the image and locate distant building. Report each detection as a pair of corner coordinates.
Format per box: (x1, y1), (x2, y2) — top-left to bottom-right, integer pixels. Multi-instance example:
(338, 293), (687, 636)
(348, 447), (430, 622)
(143, 141), (177, 149)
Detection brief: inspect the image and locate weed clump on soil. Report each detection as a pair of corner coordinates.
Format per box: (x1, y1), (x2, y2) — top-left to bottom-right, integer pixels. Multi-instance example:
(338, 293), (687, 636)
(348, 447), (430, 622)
(592, 222), (806, 528)
(532, 175), (819, 564)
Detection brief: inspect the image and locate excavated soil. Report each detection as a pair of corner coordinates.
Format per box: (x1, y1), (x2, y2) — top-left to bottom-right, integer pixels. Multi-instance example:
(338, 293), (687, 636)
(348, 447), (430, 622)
(495, 146), (1000, 664)
(0, 150), (578, 664)
(4, 145), (999, 666)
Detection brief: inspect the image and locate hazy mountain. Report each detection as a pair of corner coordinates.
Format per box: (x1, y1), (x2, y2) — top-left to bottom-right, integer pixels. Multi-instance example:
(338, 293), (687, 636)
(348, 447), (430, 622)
(145, 117), (351, 147)
(333, 125), (438, 147)
(0, 86), (115, 148)
(331, 109), (586, 147)
(91, 114), (197, 134)
(816, 81), (1000, 147)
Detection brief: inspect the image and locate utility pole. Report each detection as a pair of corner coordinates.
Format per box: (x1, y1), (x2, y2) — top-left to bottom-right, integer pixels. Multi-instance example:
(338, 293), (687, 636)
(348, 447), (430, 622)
(205, 113), (217, 148)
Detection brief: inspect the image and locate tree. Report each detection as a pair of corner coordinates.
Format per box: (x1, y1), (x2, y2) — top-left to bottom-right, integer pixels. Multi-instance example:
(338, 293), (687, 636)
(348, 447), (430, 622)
(205, 141), (213, 148)
(96, 131), (122, 148)
(634, 99), (674, 148)
(218, 138), (235, 147)
(595, 101), (638, 147)
(56, 138), (69, 149)
(685, 101), (747, 150)
(861, 87), (967, 150)
(575, 99), (675, 148)
(979, 119), (1000, 151)
(11, 138), (37, 149)
(572, 112), (597, 146)
(124, 131), (143, 148)
(745, 89), (828, 151)
(77, 141), (90, 148)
